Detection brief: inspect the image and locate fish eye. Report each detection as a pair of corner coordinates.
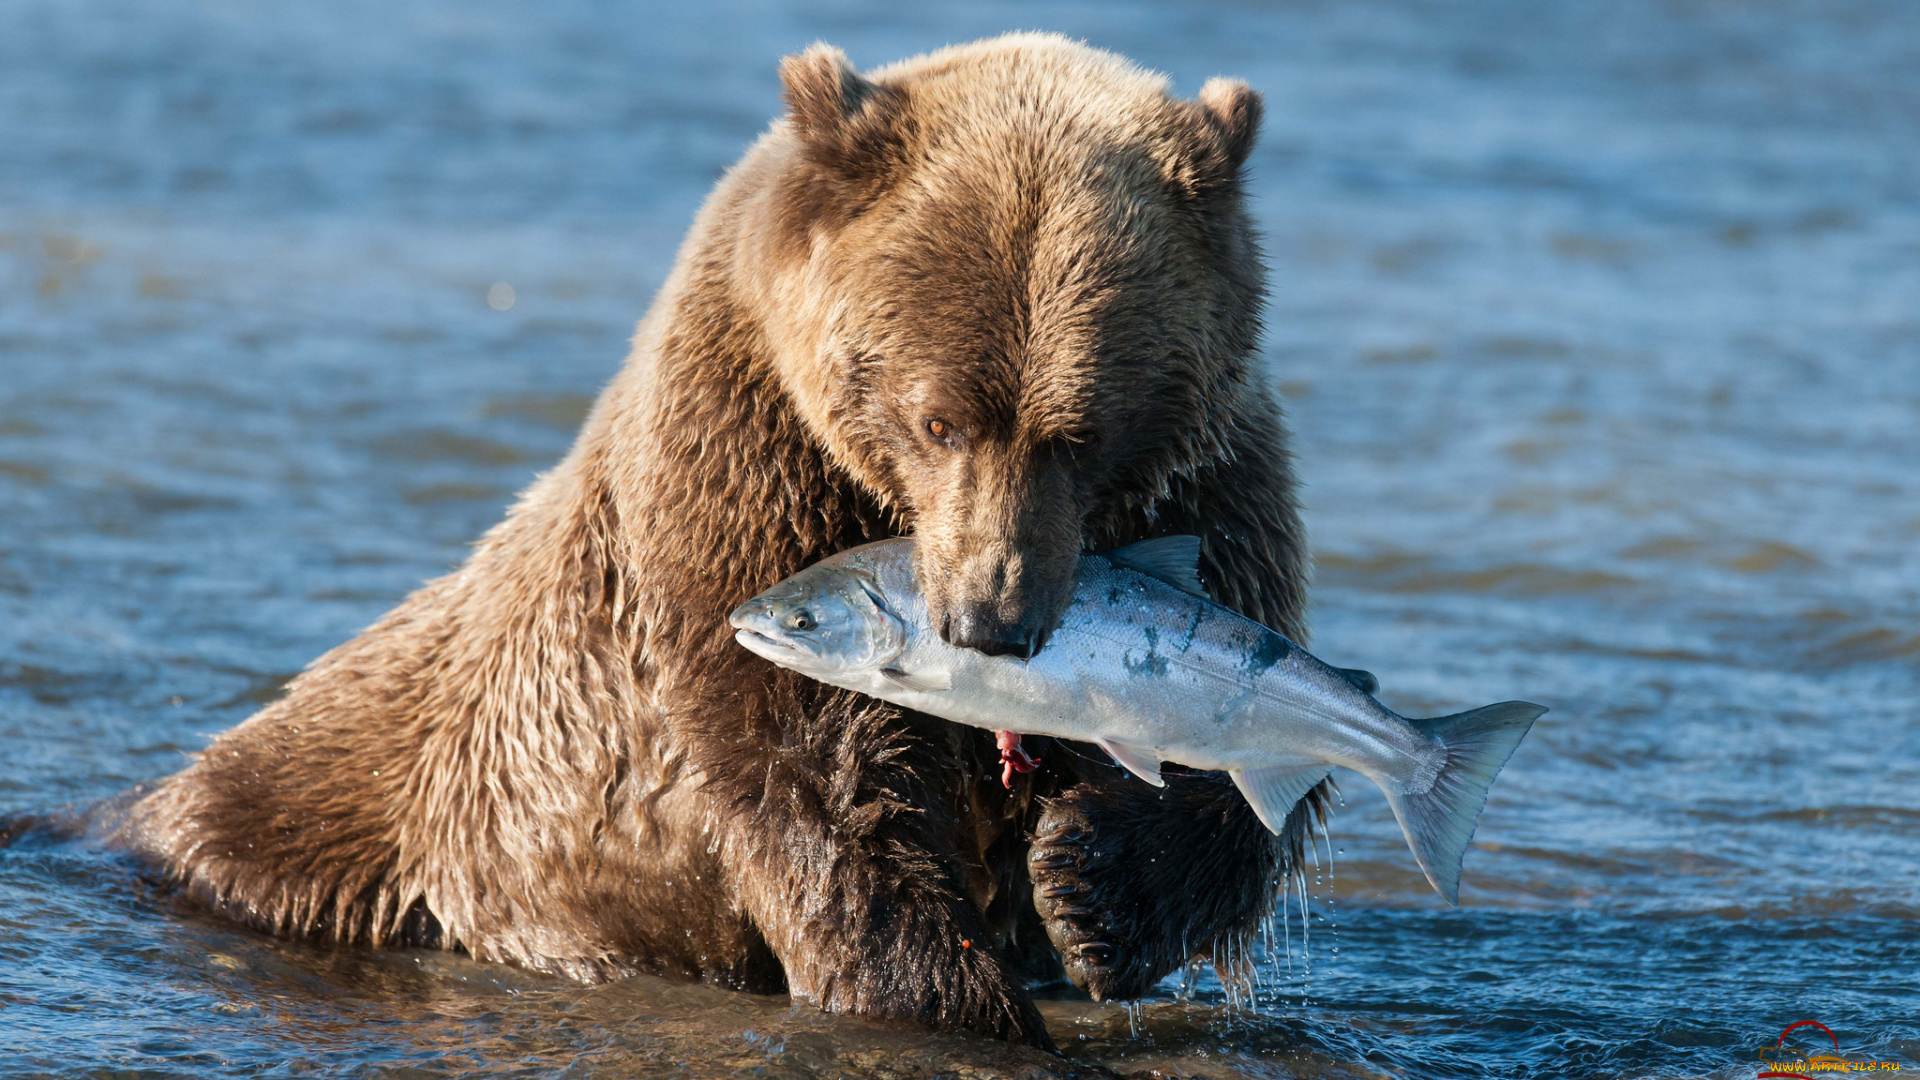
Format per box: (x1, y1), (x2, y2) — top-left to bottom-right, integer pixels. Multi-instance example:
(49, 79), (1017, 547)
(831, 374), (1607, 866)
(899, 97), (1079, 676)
(787, 609), (816, 632)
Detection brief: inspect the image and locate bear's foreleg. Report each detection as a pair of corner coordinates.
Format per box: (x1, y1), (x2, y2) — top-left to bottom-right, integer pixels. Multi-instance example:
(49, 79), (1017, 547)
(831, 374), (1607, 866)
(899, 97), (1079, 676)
(1034, 403), (1319, 1000)
(701, 690), (1055, 1048)
(1028, 768), (1326, 1000)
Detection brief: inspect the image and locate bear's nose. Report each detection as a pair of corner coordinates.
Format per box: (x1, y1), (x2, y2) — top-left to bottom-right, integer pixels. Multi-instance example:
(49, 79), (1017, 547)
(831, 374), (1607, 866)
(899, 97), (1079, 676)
(944, 607), (1050, 659)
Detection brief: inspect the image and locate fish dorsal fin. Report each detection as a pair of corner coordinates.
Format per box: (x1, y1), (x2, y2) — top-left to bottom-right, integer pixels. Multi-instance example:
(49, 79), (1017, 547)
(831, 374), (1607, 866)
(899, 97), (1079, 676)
(1337, 667), (1380, 695)
(881, 668), (951, 693)
(1096, 739), (1166, 788)
(1104, 535), (1206, 597)
(1229, 765), (1332, 835)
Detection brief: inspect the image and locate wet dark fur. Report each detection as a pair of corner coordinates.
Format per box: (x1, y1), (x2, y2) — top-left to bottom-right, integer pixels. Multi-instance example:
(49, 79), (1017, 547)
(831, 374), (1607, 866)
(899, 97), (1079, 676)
(120, 35), (1321, 1048)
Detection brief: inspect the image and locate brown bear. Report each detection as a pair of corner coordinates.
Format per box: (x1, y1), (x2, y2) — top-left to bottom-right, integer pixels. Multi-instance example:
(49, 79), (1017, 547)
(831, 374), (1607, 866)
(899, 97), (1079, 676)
(122, 33), (1323, 1048)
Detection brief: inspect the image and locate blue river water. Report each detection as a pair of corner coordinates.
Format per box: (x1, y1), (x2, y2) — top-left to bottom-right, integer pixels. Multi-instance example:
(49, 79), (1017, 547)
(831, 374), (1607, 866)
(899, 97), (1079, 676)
(2, 1), (1917, 1076)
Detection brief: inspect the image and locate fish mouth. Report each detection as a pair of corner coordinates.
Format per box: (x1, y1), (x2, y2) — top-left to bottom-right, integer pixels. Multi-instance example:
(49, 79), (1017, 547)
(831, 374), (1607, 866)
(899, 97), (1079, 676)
(733, 627), (817, 664)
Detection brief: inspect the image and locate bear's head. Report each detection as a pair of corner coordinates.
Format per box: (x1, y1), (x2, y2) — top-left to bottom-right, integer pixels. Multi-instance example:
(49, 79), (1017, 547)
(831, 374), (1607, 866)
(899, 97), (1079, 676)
(762, 34), (1266, 657)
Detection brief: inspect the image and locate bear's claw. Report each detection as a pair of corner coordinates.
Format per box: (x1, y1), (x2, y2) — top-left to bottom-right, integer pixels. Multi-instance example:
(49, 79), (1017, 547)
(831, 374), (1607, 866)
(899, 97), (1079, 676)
(1029, 772), (1299, 1006)
(1027, 792), (1167, 1001)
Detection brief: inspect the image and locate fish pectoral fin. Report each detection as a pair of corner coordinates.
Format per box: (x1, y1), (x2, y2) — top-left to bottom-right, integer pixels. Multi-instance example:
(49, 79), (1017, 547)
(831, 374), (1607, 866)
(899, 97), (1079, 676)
(880, 668), (951, 693)
(1096, 739), (1166, 788)
(1337, 667), (1380, 695)
(1229, 765), (1333, 835)
(1103, 535), (1207, 597)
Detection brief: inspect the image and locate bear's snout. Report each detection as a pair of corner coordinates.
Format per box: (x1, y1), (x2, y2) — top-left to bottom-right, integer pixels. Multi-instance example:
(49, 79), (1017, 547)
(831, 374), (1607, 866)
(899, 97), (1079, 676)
(945, 603), (1050, 659)
(910, 448), (1086, 661)
(922, 532), (1080, 661)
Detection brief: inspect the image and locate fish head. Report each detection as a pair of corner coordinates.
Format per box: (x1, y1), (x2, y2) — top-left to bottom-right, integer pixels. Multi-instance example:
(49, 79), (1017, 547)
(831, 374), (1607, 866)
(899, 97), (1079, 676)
(729, 561), (908, 680)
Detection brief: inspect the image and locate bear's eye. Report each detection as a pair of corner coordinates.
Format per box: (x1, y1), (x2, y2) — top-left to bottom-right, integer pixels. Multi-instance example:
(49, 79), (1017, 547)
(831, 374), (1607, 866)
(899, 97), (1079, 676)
(1052, 430), (1102, 461)
(924, 418), (956, 445)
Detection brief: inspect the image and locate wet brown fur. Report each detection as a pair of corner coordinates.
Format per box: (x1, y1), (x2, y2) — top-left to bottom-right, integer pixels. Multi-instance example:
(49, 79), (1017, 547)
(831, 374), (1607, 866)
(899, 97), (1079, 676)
(123, 34), (1317, 1047)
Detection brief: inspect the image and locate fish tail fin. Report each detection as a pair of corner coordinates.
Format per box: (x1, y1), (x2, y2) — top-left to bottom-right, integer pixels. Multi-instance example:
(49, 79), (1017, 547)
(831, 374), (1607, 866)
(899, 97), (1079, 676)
(1381, 701), (1546, 905)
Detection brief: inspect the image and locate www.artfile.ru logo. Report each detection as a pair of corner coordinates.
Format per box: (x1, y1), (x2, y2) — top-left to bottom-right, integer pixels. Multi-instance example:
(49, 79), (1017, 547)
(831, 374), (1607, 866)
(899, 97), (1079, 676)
(1758, 1020), (1901, 1077)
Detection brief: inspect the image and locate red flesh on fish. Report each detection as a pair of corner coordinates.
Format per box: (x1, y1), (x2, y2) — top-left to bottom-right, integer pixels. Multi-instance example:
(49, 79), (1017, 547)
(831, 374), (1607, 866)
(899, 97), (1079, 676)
(996, 730), (1040, 788)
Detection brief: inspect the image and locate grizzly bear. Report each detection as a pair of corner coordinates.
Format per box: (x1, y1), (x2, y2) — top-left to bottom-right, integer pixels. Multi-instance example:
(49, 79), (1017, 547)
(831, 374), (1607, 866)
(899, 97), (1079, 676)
(122, 34), (1322, 1048)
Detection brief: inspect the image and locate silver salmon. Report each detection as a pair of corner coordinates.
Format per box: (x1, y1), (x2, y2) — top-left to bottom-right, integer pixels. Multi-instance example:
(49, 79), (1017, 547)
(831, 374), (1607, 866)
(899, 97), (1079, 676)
(728, 536), (1545, 904)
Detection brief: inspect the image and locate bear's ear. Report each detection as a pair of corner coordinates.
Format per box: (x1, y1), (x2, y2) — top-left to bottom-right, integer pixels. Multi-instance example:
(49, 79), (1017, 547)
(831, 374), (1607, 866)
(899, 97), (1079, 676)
(779, 44), (871, 142)
(1195, 77), (1263, 173)
(778, 44), (910, 181)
